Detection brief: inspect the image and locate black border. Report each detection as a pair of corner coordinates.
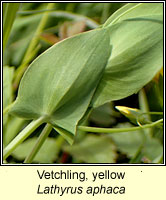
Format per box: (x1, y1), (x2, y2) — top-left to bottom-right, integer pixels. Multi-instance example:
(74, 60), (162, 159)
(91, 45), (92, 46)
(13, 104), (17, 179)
(1, 0), (165, 166)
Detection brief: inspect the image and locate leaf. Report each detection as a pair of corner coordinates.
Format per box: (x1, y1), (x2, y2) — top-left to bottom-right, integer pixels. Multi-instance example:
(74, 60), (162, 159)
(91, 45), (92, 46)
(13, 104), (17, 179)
(9, 27), (112, 144)
(110, 123), (143, 158)
(103, 3), (162, 27)
(92, 3), (163, 107)
(53, 126), (74, 145)
(63, 135), (117, 163)
(12, 137), (59, 163)
(89, 103), (116, 127)
(110, 123), (163, 163)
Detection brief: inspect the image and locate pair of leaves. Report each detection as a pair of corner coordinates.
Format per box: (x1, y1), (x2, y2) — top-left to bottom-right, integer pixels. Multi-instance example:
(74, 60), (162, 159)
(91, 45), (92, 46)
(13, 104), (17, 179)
(9, 3), (163, 144)
(10, 27), (112, 143)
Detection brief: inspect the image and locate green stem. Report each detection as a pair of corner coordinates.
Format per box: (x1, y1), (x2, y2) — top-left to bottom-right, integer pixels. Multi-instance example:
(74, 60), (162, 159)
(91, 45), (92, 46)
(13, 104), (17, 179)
(3, 117), (45, 160)
(139, 89), (150, 118)
(78, 119), (163, 133)
(13, 3), (55, 89)
(139, 89), (151, 135)
(24, 123), (52, 163)
(22, 3), (54, 63)
(17, 8), (56, 15)
(18, 10), (99, 29)
(142, 112), (163, 115)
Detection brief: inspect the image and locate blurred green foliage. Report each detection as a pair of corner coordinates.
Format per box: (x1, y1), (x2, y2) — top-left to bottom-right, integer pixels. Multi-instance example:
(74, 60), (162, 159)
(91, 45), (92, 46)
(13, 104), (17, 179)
(3, 3), (163, 164)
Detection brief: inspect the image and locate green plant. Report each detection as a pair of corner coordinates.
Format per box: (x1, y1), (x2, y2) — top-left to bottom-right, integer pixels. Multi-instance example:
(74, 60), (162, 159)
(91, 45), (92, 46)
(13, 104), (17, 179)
(3, 3), (163, 164)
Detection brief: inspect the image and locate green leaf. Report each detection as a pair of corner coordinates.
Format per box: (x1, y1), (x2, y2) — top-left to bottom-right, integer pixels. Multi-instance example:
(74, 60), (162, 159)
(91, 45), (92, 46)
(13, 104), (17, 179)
(90, 103), (116, 127)
(53, 126), (74, 145)
(103, 3), (163, 27)
(110, 123), (163, 163)
(92, 3), (163, 107)
(12, 137), (59, 163)
(9, 28), (112, 144)
(63, 135), (117, 163)
(110, 123), (143, 158)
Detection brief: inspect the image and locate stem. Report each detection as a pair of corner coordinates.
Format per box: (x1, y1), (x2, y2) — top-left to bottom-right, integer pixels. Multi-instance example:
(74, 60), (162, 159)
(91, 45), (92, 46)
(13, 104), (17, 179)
(13, 3), (55, 89)
(3, 117), (45, 160)
(17, 10), (99, 29)
(142, 112), (163, 115)
(24, 123), (52, 163)
(78, 119), (163, 133)
(22, 3), (54, 63)
(139, 89), (151, 119)
(17, 8), (56, 15)
(139, 89), (151, 135)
